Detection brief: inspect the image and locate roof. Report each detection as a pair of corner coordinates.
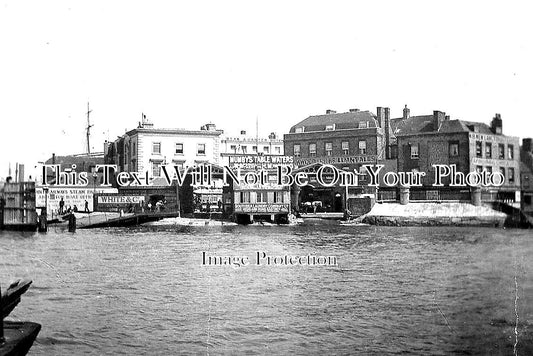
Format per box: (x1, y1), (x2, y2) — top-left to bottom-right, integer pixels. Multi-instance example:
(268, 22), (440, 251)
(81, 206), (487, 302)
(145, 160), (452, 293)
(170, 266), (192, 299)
(289, 110), (378, 133)
(391, 115), (495, 136)
(44, 153), (105, 173)
(126, 127), (223, 137)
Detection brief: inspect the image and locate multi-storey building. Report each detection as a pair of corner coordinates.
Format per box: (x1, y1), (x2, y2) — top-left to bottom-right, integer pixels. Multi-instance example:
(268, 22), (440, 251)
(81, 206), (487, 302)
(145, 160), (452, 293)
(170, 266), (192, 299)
(393, 109), (521, 203)
(105, 118), (222, 177)
(520, 138), (533, 216)
(283, 108), (395, 212)
(219, 130), (284, 167)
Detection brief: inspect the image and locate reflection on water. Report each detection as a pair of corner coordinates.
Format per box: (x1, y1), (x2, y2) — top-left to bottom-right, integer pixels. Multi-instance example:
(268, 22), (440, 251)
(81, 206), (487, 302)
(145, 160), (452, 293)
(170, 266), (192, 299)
(1, 225), (532, 355)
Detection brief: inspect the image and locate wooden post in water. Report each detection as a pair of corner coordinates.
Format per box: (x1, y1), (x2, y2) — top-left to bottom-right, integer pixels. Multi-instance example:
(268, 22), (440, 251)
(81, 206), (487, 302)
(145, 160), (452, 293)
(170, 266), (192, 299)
(68, 213), (76, 232)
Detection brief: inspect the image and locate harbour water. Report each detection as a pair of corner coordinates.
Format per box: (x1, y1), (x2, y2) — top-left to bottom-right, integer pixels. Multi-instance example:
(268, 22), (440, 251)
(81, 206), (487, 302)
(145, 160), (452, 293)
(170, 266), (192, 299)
(1, 224), (532, 355)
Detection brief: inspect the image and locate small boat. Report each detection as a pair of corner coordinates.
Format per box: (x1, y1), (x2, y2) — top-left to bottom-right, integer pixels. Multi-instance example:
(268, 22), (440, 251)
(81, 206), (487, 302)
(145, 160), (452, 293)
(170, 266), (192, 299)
(1, 279), (41, 356)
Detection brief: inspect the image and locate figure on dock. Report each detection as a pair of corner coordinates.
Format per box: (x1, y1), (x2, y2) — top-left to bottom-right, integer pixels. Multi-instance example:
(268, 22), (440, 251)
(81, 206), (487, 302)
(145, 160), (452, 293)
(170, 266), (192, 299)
(84, 200), (90, 213)
(59, 197), (65, 214)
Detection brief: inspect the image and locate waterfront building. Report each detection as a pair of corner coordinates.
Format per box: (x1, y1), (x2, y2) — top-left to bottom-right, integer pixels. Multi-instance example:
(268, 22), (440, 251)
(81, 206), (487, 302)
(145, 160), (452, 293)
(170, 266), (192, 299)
(219, 130), (284, 167)
(222, 155), (292, 223)
(104, 117), (222, 175)
(283, 108), (395, 212)
(392, 108), (521, 204)
(103, 117), (224, 213)
(520, 138), (533, 216)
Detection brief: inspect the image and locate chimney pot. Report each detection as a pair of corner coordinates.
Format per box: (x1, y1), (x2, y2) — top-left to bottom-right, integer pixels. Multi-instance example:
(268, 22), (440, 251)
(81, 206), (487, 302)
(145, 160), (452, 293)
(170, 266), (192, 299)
(326, 109), (336, 114)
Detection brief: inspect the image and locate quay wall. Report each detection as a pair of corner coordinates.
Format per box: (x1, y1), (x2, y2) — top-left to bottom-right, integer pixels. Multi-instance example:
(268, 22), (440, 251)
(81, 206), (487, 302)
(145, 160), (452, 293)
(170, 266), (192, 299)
(363, 202), (507, 227)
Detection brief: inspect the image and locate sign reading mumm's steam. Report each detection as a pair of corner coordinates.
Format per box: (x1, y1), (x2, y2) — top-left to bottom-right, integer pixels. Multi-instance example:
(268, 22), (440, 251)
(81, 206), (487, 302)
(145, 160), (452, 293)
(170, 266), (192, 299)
(295, 155), (377, 167)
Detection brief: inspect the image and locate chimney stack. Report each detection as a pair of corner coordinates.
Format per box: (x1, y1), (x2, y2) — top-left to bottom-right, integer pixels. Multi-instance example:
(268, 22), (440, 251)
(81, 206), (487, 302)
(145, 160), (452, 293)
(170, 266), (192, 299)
(384, 108), (391, 158)
(491, 113), (503, 134)
(433, 111), (446, 131)
(523, 138), (532, 153)
(403, 105), (410, 120)
(240, 130), (247, 135)
(349, 108), (360, 113)
(376, 107), (385, 128)
(326, 109), (336, 114)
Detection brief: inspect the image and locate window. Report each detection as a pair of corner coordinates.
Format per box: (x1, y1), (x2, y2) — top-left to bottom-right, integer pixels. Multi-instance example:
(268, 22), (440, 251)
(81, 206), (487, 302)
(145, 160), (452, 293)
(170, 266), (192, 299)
(325, 142), (333, 156)
(252, 146), (258, 153)
(498, 144), (505, 159)
(499, 167), (506, 182)
(295, 127), (305, 133)
(230, 145), (237, 152)
(197, 143), (206, 155)
(132, 143), (136, 156)
(275, 147), (281, 154)
(476, 165), (483, 173)
(359, 140), (367, 155)
(508, 168), (515, 184)
(449, 142), (459, 157)
(358, 121), (368, 129)
(342, 141), (349, 155)
(274, 191), (284, 203)
(485, 166), (492, 174)
(239, 191), (251, 203)
(152, 142), (161, 155)
(410, 144), (419, 159)
(476, 141), (482, 158)
(294, 144), (301, 157)
(175, 143), (184, 155)
(525, 195), (532, 205)
(152, 161), (162, 177)
(485, 143), (492, 159)
(508, 145), (514, 159)
(524, 175), (530, 188)
(241, 146), (247, 154)
(256, 191), (268, 203)
(309, 143), (317, 157)
(325, 124), (335, 131)
(263, 146), (269, 153)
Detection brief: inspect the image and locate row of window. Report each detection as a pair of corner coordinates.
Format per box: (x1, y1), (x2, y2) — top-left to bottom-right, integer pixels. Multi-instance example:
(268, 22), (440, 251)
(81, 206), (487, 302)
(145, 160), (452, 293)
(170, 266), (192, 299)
(293, 141), (367, 157)
(475, 141), (514, 160)
(237, 191), (285, 203)
(409, 142), (516, 160)
(476, 166), (516, 184)
(152, 142), (206, 156)
(229, 145), (281, 154)
(294, 122), (369, 133)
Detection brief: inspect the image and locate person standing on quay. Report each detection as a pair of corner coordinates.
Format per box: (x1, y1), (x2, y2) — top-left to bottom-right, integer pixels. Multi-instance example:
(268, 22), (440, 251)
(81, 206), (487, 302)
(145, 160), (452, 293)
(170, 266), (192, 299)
(59, 197), (65, 214)
(84, 200), (90, 213)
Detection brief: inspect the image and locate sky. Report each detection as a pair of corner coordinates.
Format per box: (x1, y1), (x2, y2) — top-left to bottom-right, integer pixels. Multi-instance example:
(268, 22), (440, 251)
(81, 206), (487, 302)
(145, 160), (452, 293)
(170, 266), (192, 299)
(1, 0), (532, 178)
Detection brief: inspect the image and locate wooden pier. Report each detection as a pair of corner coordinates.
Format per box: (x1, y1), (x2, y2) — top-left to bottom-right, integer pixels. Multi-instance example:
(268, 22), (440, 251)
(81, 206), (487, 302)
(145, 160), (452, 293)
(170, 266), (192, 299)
(72, 211), (180, 229)
(0, 182), (38, 231)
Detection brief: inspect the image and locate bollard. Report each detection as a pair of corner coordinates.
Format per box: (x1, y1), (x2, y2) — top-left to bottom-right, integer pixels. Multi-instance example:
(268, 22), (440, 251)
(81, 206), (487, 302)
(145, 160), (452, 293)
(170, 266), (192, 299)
(399, 187), (410, 205)
(471, 187), (482, 206)
(68, 213), (76, 232)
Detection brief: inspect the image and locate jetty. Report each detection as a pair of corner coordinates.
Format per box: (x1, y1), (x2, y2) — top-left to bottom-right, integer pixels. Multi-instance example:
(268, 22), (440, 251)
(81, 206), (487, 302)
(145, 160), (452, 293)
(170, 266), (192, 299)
(54, 211), (181, 229)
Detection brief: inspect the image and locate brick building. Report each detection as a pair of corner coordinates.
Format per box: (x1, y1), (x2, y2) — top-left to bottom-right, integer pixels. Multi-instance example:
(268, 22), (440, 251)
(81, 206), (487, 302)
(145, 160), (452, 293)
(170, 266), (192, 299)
(393, 108), (521, 203)
(284, 108), (396, 212)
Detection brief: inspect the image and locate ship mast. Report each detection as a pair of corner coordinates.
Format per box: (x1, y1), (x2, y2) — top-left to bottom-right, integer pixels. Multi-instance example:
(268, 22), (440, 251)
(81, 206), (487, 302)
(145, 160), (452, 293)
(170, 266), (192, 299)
(86, 102), (93, 154)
